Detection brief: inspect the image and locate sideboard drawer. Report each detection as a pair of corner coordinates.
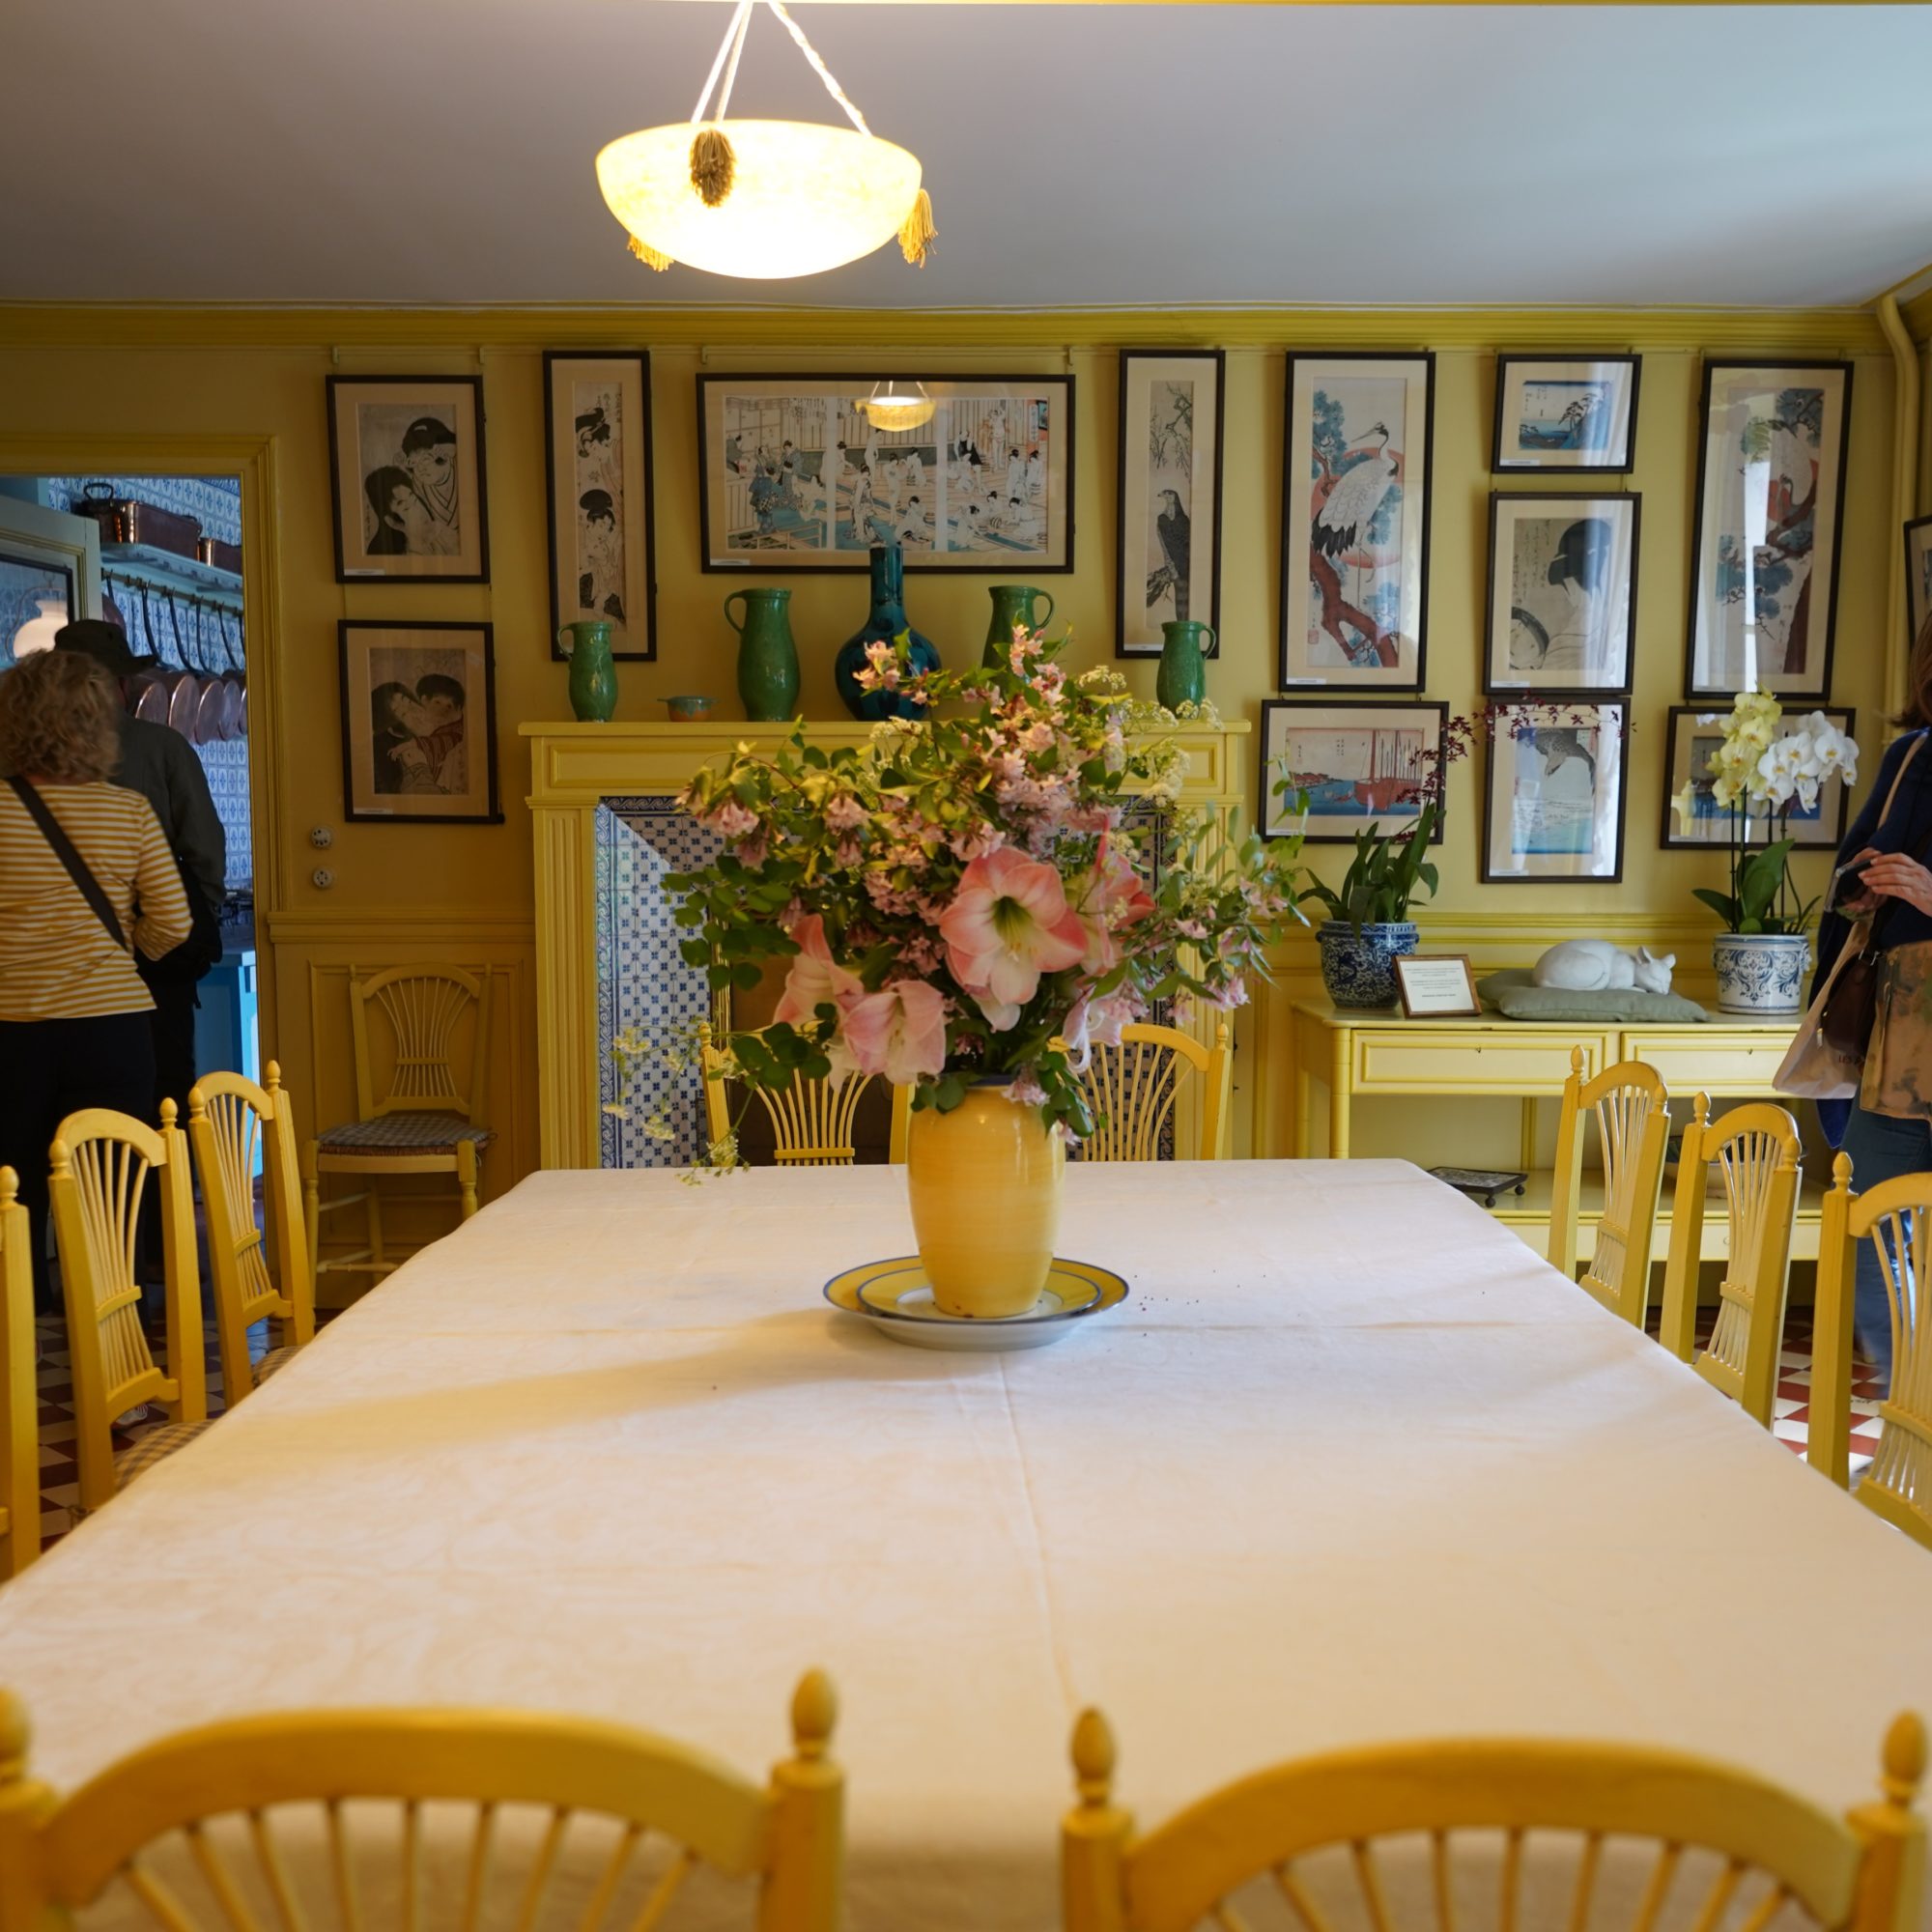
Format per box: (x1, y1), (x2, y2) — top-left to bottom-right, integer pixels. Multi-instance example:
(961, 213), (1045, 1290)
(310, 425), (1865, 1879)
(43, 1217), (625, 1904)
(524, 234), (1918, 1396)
(1353, 1030), (1611, 1093)
(1626, 1029), (1797, 1094)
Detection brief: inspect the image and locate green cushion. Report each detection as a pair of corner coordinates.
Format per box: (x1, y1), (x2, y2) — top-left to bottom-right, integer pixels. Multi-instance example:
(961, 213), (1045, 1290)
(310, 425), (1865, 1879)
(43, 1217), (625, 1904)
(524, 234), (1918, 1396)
(1475, 969), (1710, 1025)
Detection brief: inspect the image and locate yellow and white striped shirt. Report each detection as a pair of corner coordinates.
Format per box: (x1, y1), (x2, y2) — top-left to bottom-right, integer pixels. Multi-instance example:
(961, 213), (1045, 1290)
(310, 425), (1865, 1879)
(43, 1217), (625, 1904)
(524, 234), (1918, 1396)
(0, 781), (191, 1022)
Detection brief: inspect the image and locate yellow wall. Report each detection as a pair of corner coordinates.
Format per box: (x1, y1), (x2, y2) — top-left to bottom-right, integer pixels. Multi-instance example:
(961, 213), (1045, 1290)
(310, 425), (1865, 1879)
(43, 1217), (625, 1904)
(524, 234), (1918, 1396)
(0, 304), (1902, 1187)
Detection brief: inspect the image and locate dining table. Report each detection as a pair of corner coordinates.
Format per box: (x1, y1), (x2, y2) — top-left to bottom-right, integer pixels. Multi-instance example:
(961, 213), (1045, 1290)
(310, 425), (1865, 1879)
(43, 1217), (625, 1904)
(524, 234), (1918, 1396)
(4, 1157), (1931, 1932)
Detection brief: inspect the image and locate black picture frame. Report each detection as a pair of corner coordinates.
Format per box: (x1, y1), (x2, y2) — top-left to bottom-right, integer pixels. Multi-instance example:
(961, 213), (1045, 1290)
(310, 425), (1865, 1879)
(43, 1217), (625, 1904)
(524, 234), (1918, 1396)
(1660, 703), (1857, 851)
(1258, 697), (1449, 843)
(543, 351), (657, 663)
(695, 373), (1075, 573)
(326, 375), (491, 584)
(1491, 355), (1641, 473)
(1278, 351), (1435, 693)
(338, 619), (502, 826)
(1906, 514), (1932, 653)
(1482, 491), (1641, 696)
(1115, 348), (1225, 657)
(1480, 701), (1630, 885)
(1684, 358), (1853, 702)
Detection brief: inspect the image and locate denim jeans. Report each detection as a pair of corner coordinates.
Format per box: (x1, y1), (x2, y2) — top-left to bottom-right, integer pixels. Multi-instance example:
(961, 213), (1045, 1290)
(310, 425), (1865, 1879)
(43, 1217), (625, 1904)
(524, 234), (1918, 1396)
(1837, 1103), (1932, 1389)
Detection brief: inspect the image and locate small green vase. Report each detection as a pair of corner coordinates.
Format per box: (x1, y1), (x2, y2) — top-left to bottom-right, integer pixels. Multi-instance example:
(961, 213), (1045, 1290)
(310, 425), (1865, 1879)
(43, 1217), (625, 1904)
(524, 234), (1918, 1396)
(557, 620), (617, 723)
(982, 584), (1057, 668)
(724, 587), (800, 722)
(1156, 618), (1215, 712)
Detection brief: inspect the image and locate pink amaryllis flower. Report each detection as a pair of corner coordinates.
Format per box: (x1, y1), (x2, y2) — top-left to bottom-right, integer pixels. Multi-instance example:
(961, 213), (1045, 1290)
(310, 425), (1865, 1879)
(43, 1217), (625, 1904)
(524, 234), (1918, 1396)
(842, 980), (948, 1085)
(774, 914), (863, 1029)
(939, 846), (1086, 1030)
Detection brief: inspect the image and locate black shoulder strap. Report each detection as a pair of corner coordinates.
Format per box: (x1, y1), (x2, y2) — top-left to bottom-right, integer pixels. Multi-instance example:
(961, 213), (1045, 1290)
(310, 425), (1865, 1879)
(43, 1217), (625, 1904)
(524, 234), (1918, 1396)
(6, 776), (128, 952)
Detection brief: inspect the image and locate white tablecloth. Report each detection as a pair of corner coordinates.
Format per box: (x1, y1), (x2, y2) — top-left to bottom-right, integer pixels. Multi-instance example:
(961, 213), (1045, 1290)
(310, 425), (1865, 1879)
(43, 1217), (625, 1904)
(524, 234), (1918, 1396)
(5, 1160), (1930, 1930)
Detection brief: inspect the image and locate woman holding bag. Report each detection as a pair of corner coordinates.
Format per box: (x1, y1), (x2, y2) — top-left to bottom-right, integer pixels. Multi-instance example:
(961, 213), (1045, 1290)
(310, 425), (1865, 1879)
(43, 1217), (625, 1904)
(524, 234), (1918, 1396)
(1811, 614), (1932, 1388)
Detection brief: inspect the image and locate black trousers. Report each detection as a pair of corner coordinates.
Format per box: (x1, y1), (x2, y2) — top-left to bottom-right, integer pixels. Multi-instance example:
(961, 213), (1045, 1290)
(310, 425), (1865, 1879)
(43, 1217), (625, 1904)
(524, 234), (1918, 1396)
(0, 1012), (156, 1309)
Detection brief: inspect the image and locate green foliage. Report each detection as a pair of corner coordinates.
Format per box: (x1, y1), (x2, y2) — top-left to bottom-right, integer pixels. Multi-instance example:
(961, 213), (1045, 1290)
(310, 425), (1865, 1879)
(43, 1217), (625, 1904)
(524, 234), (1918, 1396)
(1293, 806), (1441, 930)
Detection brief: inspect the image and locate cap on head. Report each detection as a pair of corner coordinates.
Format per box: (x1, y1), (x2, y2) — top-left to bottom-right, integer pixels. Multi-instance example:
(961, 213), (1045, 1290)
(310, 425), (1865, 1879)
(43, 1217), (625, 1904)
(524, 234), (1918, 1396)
(54, 619), (154, 676)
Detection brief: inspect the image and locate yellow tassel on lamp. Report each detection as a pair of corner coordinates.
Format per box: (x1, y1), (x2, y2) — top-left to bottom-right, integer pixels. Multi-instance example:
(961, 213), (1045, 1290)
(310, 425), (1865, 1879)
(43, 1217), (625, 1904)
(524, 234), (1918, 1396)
(898, 189), (936, 267)
(627, 236), (673, 272)
(690, 127), (736, 207)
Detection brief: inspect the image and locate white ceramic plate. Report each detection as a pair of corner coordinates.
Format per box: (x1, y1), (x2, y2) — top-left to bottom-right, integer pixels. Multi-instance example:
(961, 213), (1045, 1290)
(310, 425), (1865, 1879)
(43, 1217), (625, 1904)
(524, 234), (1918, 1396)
(824, 1257), (1128, 1351)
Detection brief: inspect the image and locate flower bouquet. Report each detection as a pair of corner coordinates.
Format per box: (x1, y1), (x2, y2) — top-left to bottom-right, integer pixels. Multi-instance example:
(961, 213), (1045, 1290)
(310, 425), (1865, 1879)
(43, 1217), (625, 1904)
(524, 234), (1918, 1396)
(650, 625), (1308, 1315)
(1671, 691), (1859, 1011)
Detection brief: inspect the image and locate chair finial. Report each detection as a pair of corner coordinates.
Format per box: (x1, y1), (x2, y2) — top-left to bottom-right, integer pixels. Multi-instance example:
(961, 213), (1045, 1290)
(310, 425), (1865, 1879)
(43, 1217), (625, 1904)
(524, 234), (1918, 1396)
(0, 1690), (29, 1784)
(1882, 1712), (1926, 1804)
(790, 1668), (837, 1760)
(1071, 1707), (1116, 1806)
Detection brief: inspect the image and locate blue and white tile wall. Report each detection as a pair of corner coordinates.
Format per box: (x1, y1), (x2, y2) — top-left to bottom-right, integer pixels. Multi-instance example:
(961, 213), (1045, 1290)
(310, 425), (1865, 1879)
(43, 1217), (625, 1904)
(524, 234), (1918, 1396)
(191, 738), (253, 893)
(595, 797), (724, 1169)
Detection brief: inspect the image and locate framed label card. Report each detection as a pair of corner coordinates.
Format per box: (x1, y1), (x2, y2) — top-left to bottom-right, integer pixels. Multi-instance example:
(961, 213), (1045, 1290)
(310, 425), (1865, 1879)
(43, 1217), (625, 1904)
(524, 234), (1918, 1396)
(1492, 355), (1640, 472)
(338, 620), (501, 825)
(696, 374), (1072, 571)
(327, 376), (489, 582)
(1394, 955), (1481, 1019)
(1482, 701), (1628, 884)
(1686, 360), (1852, 701)
(544, 351), (656, 662)
(1661, 703), (1854, 850)
(1484, 492), (1639, 696)
(1116, 349), (1223, 657)
(1259, 698), (1447, 843)
(1279, 353), (1434, 692)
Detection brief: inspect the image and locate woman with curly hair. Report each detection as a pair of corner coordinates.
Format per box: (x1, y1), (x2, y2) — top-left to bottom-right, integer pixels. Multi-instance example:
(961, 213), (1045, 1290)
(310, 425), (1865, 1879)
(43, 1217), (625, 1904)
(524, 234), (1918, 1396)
(0, 648), (190, 1304)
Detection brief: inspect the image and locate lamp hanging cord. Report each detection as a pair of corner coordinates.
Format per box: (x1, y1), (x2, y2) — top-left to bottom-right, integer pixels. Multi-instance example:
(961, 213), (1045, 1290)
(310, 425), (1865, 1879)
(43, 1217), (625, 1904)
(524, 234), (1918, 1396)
(690, 0), (754, 207)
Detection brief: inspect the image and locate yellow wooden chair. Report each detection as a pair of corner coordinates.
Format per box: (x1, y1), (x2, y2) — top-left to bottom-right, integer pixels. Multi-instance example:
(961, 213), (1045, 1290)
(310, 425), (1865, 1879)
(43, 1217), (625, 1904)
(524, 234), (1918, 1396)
(1075, 1022), (1232, 1162)
(1658, 1095), (1803, 1427)
(1812, 1153), (1932, 1549)
(1062, 1703), (1926, 1932)
(47, 1103), (210, 1515)
(303, 964), (497, 1290)
(188, 1063), (315, 1411)
(0, 1668), (842, 1932)
(701, 1025), (910, 1166)
(0, 1169), (38, 1579)
(1548, 1045), (1670, 1325)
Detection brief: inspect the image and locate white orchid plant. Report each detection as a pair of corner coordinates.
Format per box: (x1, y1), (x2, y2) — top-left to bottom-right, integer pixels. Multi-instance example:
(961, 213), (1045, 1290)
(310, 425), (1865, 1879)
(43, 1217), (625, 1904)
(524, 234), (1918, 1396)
(1672, 691), (1859, 936)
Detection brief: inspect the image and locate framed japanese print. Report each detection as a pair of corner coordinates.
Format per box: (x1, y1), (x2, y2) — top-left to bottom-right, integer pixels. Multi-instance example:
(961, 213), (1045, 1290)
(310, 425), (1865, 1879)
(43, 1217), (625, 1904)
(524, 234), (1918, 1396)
(1482, 701), (1628, 883)
(1661, 704), (1854, 850)
(1116, 350), (1223, 656)
(338, 620), (501, 825)
(1279, 353), (1434, 691)
(696, 374), (1073, 571)
(1484, 492), (1639, 695)
(1906, 514), (1932, 649)
(1686, 360), (1852, 701)
(544, 351), (656, 661)
(1491, 355), (1640, 472)
(1259, 698), (1447, 843)
(327, 376), (490, 582)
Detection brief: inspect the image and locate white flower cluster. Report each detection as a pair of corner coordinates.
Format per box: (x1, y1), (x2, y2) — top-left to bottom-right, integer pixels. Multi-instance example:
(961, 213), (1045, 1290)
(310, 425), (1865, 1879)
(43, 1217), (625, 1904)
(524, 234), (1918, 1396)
(1673, 690), (1859, 825)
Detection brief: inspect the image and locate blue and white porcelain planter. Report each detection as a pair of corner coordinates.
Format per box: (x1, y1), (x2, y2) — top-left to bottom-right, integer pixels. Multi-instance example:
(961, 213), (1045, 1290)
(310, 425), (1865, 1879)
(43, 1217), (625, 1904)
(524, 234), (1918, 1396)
(1711, 933), (1809, 1014)
(1318, 920), (1418, 1009)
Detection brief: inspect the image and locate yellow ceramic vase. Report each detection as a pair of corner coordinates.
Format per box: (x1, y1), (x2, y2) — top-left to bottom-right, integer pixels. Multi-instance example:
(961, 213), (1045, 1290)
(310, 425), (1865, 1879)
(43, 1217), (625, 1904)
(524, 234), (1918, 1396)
(906, 1083), (1065, 1319)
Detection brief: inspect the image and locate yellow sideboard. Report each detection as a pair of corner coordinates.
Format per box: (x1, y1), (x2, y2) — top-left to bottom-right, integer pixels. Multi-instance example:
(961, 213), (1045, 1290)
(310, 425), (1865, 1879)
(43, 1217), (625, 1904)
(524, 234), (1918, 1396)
(1289, 999), (1813, 1261)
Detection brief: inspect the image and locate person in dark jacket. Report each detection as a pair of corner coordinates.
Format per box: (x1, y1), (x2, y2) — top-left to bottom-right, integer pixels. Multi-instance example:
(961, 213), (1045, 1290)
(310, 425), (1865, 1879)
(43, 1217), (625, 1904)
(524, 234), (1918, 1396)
(1813, 612), (1932, 1388)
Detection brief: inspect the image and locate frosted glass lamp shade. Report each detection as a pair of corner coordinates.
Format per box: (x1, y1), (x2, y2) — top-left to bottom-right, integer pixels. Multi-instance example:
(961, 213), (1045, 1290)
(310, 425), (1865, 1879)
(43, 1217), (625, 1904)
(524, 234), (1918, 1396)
(596, 121), (922, 280)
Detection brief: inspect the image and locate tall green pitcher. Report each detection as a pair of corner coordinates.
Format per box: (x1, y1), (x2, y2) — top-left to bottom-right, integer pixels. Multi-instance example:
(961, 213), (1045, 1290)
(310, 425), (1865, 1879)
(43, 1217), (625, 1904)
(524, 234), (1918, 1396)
(724, 587), (800, 722)
(982, 584), (1056, 668)
(1155, 618), (1215, 713)
(556, 620), (617, 723)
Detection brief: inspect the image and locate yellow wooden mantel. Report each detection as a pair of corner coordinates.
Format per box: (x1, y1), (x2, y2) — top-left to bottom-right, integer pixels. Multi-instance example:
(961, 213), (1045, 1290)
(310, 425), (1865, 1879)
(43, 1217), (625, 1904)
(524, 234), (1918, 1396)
(523, 718), (1251, 1169)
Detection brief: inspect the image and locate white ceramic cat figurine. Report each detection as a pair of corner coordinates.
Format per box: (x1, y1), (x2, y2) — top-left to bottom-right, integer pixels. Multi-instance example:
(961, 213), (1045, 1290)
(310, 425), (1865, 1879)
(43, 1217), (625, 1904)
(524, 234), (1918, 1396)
(1532, 940), (1675, 996)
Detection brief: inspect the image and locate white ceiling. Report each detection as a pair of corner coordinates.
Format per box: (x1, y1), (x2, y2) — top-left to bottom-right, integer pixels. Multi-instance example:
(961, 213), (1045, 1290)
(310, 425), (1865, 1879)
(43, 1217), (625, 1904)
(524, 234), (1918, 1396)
(3, 2), (1929, 310)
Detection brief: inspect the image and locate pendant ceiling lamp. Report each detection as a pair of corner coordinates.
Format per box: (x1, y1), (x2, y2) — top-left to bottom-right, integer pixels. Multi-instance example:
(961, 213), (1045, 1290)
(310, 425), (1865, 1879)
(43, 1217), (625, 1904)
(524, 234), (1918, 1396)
(856, 379), (936, 432)
(596, 0), (936, 281)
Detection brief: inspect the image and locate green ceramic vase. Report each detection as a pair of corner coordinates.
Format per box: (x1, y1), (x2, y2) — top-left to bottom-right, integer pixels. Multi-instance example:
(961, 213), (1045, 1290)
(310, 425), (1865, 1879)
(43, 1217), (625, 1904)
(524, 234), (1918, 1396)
(557, 620), (617, 723)
(724, 587), (800, 722)
(1155, 619), (1215, 712)
(982, 584), (1056, 668)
